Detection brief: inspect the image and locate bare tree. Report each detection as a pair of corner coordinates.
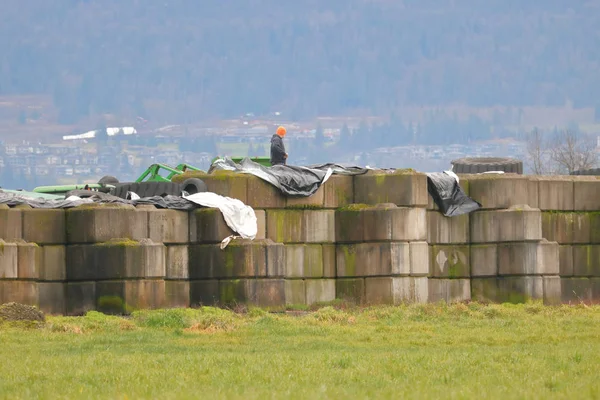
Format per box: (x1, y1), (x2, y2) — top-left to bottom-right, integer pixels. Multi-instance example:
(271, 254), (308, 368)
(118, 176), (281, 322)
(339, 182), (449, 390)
(525, 128), (549, 175)
(549, 130), (598, 174)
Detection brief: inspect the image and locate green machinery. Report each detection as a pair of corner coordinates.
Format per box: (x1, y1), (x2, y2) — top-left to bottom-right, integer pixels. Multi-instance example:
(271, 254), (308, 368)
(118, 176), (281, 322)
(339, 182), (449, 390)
(134, 163), (202, 182)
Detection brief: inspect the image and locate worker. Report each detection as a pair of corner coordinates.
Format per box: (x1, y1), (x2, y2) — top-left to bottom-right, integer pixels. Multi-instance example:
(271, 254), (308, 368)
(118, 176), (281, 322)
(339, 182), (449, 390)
(270, 125), (288, 166)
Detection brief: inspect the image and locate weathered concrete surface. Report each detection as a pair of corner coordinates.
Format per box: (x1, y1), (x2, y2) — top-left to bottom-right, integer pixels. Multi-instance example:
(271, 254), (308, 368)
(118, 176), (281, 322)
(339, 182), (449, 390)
(219, 279), (285, 309)
(410, 242), (430, 276)
(165, 280), (190, 308)
(17, 242), (42, 279)
(497, 240), (560, 276)
(190, 208), (267, 243)
(305, 279), (336, 305)
(40, 245), (66, 281)
(573, 177), (600, 211)
(535, 177), (574, 211)
(336, 278), (365, 304)
(429, 245), (470, 278)
(463, 174), (538, 210)
(66, 204), (147, 243)
(543, 276), (562, 305)
(428, 279), (471, 303)
(246, 175), (286, 209)
(284, 245), (324, 278)
(0, 205), (22, 241)
(559, 245), (574, 277)
(66, 239), (166, 281)
(0, 280), (38, 306)
(572, 245), (600, 277)
(336, 205), (426, 243)
(427, 211), (469, 244)
(354, 170), (428, 207)
(560, 278), (593, 303)
(189, 280), (219, 306)
(21, 209), (66, 245)
(470, 206), (542, 243)
(542, 212), (598, 244)
(470, 244), (497, 277)
(38, 282), (66, 315)
(323, 175), (354, 208)
(365, 277), (428, 304)
(96, 279), (166, 314)
(266, 210), (335, 243)
(322, 244), (336, 278)
(174, 171), (248, 203)
(188, 239), (285, 279)
(336, 242), (411, 277)
(472, 276), (559, 304)
(0, 240), (18, 279)
(286, 187), (325, 208)
(284, 279), (306, 305)
(146, 208), (189, 244)
(166, 245), (189, 279)
(66, 281), (96, 315)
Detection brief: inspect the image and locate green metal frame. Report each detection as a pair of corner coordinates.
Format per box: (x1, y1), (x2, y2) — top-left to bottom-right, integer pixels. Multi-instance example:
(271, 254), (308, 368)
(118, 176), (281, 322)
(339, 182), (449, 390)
(32, 183), (113, 195)
(212, 156), (272, 167)
(134, 163), (203, 183)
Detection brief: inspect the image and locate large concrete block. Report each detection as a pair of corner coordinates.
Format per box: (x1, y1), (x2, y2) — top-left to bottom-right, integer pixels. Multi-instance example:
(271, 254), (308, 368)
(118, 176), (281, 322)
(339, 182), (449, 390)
(147, 209), (189, 244)
(219, 279), (285, 309)
(336, 205), (426, 243)
(362, 205), (427, 242)
(305, 279), (336, 305)
(542, 212), (574, 244)
(246, 175), (286, 209)
(322, 244), (336, 278)
(0, 240), (18, 279)
(410, 242), (430, 276)
(40, 245), (66, 281)
(572, 245), (600, 277)
(470, 244), (497, 277)
(543, 276), (562, 305)
(17, 242), (42, 279)
(470, 278), (498, 303)
(0, 205), (22, 241)
(427, 211), (469, 244)
(0, 280), (38, 306)
(466, 175), (537, 210)
(66, 204), (148, 244)
(189, 280), (219, 306)
(189, 208), (234, 243)
(323, 175), (354, 208)
(21, 208), (66, 244)
(336, 242), (411, 277)
(66, 239), (166, 281)
(188, 239), (283, 279)
(286, 187), (325, 208)
(266, 210), (334, 243)
(96, 279), (166, 314)
(428, 279), (471, 303)
(38, 282), (66, 315)
(535, 177), (574, 211)
(365, 277), (428, 304)
(336, 278), (365, 304)
(573, 177), (600, 211)
(66, 281), (96, 316)
(166, 245), (189, 279)
(561, 278), (592, 303)
(559, 245), (573, 277)
(429, 245), (470, 278)
(497, 240), (560, 276)
(470, 206), (542, 243)
(354, 170), (428, 207)
(284, 279), (306, 305)
(284, 245), (323, 278)
(473, 277), (544, 304)
(165, 280), (190, 308)
(174, 171), (248, 203)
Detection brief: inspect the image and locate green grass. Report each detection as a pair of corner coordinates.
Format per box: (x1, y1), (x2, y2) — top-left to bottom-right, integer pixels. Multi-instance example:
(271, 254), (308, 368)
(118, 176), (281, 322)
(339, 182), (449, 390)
(1, 302), (600, 399)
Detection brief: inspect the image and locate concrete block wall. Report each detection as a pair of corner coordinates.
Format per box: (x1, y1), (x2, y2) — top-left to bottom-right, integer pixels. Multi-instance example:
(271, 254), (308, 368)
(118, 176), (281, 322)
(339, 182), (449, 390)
(2, 171), (600, 314)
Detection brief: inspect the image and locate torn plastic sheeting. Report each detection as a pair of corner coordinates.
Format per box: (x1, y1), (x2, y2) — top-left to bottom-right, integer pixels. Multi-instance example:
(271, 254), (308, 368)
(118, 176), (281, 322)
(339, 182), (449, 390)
(426, 172), (481, 217)
(209, 157), (333, 197)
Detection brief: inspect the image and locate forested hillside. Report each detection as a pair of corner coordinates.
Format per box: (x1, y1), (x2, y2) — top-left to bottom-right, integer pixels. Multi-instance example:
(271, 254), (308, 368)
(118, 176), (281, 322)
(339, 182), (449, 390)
(1, 0), (599, 124)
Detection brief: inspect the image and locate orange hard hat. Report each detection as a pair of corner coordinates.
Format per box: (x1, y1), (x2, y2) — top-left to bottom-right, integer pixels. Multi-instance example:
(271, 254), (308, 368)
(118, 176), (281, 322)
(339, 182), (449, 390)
(276, 126), (286, 137)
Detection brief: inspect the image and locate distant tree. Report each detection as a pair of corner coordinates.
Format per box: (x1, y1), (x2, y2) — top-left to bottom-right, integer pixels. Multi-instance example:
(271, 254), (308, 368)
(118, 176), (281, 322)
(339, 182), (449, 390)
(525, 128), (550, 175)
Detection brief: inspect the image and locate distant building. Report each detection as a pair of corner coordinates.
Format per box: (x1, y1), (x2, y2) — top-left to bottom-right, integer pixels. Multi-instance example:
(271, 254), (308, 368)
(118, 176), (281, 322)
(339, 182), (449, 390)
(62, 127), (138, 141)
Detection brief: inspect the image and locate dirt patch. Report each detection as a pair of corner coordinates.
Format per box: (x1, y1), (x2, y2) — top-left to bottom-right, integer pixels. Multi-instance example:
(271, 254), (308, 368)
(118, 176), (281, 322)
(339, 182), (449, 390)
(0, 302), (45, 322)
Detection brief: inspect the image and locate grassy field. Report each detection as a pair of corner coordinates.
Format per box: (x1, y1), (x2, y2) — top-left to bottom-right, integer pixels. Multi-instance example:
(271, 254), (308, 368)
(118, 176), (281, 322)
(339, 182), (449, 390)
(1, 302), (600, 399)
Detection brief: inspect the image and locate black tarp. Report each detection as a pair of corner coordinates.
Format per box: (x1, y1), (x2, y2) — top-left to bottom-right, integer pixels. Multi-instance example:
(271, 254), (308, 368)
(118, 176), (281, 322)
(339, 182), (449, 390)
(426, 172), (481, 217)
(209, 157), (368, 197)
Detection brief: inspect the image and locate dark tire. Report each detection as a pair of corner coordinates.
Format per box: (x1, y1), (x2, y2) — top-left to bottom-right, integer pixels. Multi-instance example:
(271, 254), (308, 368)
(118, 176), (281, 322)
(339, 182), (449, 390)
(570, 168), (600, 176)
(98, 175), (119, 185)
(181, 178), (208, 195)
(65, 189), (117, 201)
(111, 181), (183, 199)
(451, 157), (523, 174)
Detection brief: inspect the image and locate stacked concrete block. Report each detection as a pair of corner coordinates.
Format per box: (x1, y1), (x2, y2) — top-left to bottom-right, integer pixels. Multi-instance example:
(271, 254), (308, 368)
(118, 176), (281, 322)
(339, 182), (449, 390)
(459, 174), (538, 210)
(335, 204), (428, 304)
(427, 210), (471, 303)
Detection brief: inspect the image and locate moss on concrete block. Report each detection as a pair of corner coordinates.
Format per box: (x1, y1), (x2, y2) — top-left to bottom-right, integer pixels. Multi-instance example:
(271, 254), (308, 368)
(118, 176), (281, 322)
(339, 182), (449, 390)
(336, 278), (365, 304)
(365, 276), (428, 305)
(0, 240), (18, 279)
(165, 280), (190, 308)
(189, 208), (234, 244)
(335, 207), (365, 243)
(497, 240), (559, 276)
(284, 279), (306, 306)
(246, 175), (286, 209)
(66, 204), (148, 244)
(21, 209), (66, 245)
(354, 170), (428, 207)
(496, 276), (544, 304)
(174, 170), (249, 203)
(38, 282), (66, 315)
(219, 278), (285, 310)
(284, 245), (323, 278)
(363, 206), (427, 242)
(470, 278), (499, 303)
(466, 175), (537, 210)
(96, 279), (165, 314)
(0, 207), (22, 241)
(336, 242), (410, 277)
(322, 244), (336, 278)
(265, 209), (303, 243)
(286, 188), (325, 209)
(559, 245), (573, 277)
(148, 209), (189, 244)
(266, 241), (286, 277)
(65, 281), (96, 316)
(572, 245), (600, 277)
(323, 175), (354, 208)
(305, 279), (335, 305)
(429, 245), (470, 278)
(17, 242), (42, 280)
(470, 206), (542, 243)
